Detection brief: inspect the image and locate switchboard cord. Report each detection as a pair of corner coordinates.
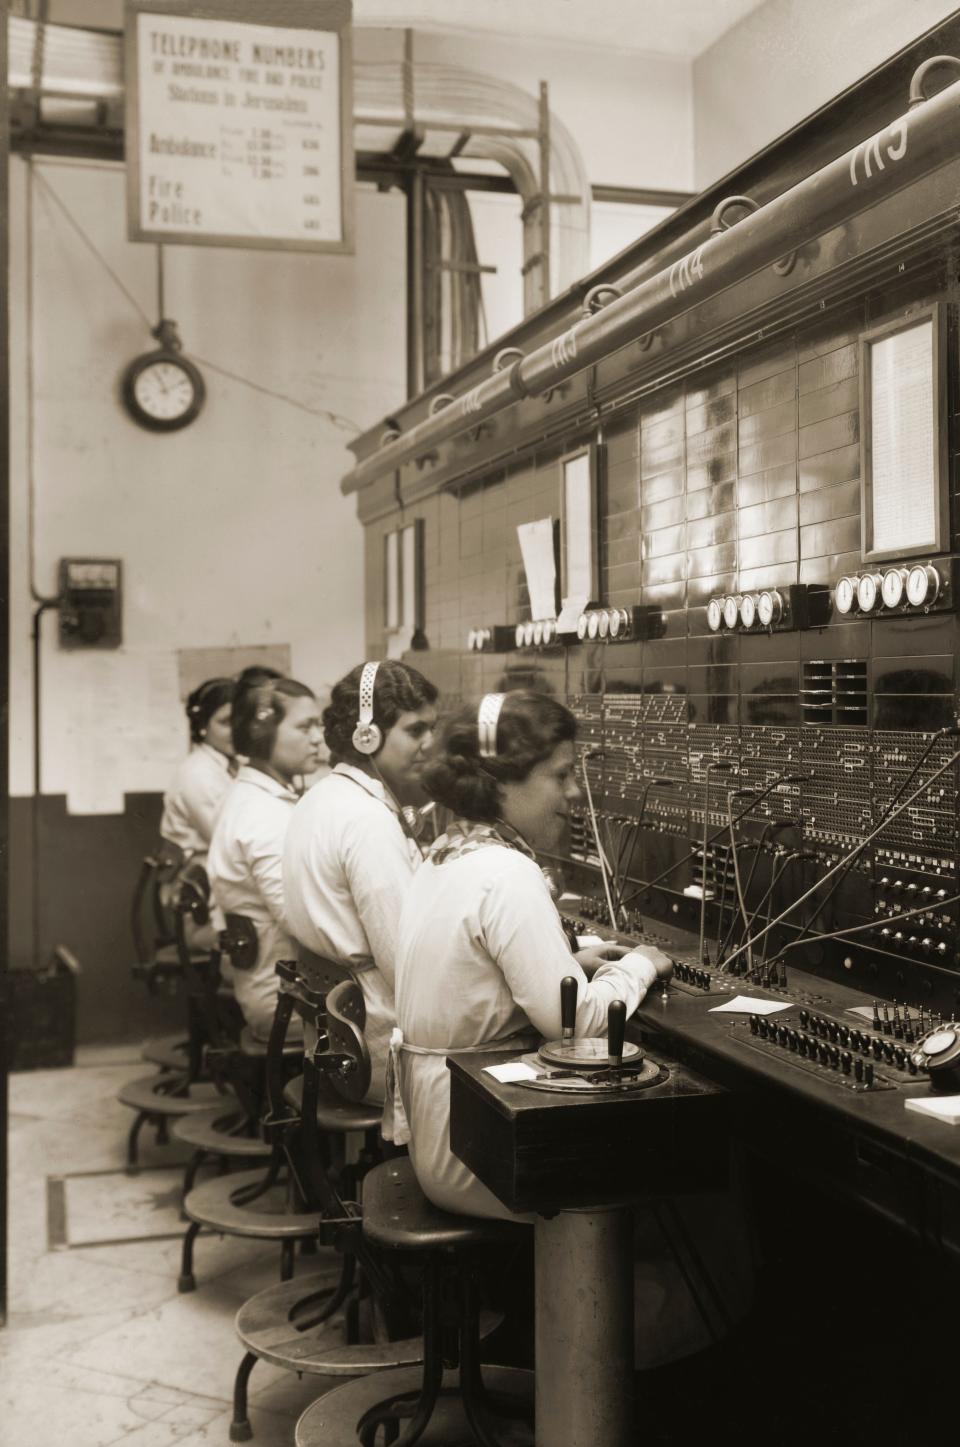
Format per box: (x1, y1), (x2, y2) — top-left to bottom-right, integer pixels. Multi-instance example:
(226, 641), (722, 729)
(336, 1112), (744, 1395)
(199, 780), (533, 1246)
(722, 748), (960, 973)
(716, 822), (794, 966)
(580, 754), (619, 931)
(727, 791), (754, 974)
(787, 726), (958, 951)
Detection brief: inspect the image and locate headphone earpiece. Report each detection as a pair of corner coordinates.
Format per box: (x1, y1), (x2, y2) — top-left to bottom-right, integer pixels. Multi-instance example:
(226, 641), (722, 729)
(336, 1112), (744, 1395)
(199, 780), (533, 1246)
(352, 662), (383, 756)
(477, 693), (506, 759)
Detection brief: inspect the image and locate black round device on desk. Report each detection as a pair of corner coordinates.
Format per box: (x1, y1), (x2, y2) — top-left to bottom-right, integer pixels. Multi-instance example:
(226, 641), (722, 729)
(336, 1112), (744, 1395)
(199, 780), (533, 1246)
(910, 1023), (960, 1092)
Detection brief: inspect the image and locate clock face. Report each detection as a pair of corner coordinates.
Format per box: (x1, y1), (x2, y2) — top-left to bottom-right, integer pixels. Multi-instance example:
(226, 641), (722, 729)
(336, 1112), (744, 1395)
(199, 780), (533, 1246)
(881, 569), (906, 608)
(856, 573), (879, 613)
(739, 594), (757, 629)
(706, 599), (723, 633)
(835, 576), (857, 615)
(123, 350), (205, 431)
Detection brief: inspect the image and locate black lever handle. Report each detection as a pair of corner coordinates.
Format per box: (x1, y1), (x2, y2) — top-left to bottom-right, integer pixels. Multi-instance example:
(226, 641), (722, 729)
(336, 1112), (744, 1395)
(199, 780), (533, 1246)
(561, 975), (578, 1042)
(607, 999), (627, 1070)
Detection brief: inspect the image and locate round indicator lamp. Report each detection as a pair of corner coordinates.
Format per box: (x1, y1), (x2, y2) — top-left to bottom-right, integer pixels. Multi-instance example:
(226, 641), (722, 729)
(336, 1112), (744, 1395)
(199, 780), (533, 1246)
(722, 595), (741, 630)
(856, 573), (882, 613)
(597, 610), (611, 639)
(576, 613), (589, 641)
(739, 594), (757, 629)
(880, 568), (908, 609)
(757, 589), (784, 627)
(706, 598), (723, 633)
(609, 608), (628, 639)
(587, 611), (600, 640)
(515, 623), (526, 648)
(907, 563), (941, 608)
(834, 576), (858, 615)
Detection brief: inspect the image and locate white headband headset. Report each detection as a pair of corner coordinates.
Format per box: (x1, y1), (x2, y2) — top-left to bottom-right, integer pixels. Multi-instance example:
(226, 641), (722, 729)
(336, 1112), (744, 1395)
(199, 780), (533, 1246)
(477, 693), (506, 759)
(352, 662), (382, 755)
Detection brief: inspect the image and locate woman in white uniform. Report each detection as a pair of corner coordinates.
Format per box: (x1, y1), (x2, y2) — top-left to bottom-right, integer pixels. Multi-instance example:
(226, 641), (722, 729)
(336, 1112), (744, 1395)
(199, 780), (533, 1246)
(392, 691), (673, 1220)
(208, 678), (322, 1039)
(160, 677), (236, 859)
(283, 661), (438, 1110)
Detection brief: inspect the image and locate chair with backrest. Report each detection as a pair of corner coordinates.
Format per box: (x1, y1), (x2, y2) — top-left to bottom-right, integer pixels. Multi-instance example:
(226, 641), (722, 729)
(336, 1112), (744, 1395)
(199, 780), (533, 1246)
(226, 967), (425, 1443)
(118, 857), (229, 1173)
(132, 838), (193, 1074)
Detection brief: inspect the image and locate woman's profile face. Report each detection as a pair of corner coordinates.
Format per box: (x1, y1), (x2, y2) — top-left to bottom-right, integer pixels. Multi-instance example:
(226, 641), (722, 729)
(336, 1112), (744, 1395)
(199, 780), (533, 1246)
(204, 702), (233, 757)
(270, 695), (323, 781)
(499, 740), (581, 854)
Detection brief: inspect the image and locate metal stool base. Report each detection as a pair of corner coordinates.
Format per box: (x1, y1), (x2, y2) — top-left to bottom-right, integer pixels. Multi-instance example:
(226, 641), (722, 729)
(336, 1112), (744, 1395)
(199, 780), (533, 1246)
(295, 1366), (533, 1447)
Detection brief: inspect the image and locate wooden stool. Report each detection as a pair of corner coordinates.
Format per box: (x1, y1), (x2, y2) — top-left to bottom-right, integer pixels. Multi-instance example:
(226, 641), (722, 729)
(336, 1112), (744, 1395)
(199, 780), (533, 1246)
(296, 1156), (533, 1447)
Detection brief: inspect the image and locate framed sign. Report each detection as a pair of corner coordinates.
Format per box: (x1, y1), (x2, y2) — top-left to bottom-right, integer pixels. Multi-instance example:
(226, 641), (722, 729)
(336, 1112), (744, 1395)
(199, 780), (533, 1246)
(860, 305), (947, 561)
(125, 0), (354, 253)
(560, 447), (599, 604)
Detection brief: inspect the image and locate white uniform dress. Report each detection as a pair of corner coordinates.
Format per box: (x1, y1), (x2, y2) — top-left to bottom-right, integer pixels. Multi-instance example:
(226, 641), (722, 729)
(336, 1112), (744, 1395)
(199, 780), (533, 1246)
(283, 763), (420, 1107)
(160, 743), (233, 859)
(393, 822), (659, 1221)
(208, 765), (300, 1039)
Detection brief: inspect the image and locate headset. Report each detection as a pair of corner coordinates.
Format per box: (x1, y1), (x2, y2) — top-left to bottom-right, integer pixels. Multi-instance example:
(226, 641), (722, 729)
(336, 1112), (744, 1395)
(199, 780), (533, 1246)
(477, 692), (506, 759)
(352, 662), (383, 755)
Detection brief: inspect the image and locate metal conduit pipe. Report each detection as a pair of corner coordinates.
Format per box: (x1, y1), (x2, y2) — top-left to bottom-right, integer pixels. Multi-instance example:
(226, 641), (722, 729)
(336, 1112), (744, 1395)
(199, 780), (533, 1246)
(342, 66), (960, 496)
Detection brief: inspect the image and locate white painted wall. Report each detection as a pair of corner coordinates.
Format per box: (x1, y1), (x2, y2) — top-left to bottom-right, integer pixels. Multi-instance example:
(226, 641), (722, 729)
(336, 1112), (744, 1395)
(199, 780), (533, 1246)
(8, 156), (406, 802)
(693, 0), (960, 188)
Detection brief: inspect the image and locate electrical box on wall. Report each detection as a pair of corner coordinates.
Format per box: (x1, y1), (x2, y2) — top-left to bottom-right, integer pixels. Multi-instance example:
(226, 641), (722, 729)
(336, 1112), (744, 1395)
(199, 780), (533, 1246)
(58, 558), (123, 649)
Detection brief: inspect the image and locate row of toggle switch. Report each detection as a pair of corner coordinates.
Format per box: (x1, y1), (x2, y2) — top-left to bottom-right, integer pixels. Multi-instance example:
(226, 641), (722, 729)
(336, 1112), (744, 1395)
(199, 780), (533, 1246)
(748, 1016), (885, 1083)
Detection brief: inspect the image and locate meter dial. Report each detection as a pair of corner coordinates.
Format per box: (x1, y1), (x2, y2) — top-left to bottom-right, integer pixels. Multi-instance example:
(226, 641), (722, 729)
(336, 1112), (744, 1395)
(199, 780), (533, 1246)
(907, 563), (941, 608)
(597, 610), (610, 639)
(515, 623), (526, 648)
(706, 598), (723, 633)
(739, 594), (757, 629)
(834, 576), (858, 615)
(587, 611), (600, 639)
(609, 608), (628, 639)
(542, 620), (556, 644)
(532, 620), (544, 645)
(757, 589), (783, 626)
(880, 568), (907, 609)
(856, 573), (881, 613)
(523, 621), (536, 646)
(576, 613), (589, 641)
(722, 595), (741, 630)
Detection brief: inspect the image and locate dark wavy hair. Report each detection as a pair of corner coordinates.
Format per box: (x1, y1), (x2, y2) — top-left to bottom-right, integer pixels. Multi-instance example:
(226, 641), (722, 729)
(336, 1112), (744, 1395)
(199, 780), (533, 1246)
(422, 690), (576, 822)
(233, 678), (315, 762)
(236, 665), (284, 688)
(186, 677), (237, 745)
(323, 661), (439, 764)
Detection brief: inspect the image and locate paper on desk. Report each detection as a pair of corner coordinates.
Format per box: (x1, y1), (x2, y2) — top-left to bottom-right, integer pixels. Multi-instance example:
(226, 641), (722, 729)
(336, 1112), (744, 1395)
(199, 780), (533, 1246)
(576, 934), (607, 948)
(846, 1006), (877, 1021)
(517, 518), (557, 623)
(905, 1095), (960, 1124)
(708, 995), (792, 1016)
(483, 1061), (539, 1084)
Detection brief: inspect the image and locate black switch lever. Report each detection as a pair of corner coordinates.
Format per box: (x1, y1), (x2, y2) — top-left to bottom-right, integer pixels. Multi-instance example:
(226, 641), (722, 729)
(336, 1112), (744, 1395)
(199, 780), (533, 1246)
(561, 975), (578, 1046)
(607, 1000), (627, 1071)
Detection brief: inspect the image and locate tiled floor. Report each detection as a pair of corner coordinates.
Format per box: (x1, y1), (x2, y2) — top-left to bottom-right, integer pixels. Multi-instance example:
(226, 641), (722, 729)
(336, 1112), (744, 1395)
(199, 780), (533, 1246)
(3, 1045), (341, 1446)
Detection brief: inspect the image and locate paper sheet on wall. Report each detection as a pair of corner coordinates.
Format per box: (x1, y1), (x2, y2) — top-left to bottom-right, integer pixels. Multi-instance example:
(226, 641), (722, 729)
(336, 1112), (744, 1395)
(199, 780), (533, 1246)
(516, 518), (557, 622)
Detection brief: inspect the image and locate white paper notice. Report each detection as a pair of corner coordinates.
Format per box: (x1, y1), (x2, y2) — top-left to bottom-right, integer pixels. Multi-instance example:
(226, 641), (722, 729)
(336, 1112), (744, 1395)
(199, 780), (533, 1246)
(557, 594), (589, 635)
(483, 1061), (539, 1084)
(708, 996), (793, 1016)
(905, 1095), (960, 1125)
(516, 518), (557, 623)
(869, 318), (936, 554)
(132, 12), (346, 248)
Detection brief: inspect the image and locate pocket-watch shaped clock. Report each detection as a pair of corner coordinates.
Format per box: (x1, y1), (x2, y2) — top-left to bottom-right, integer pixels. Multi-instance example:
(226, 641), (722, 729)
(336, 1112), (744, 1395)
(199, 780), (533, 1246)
(121, 319), (205, 432)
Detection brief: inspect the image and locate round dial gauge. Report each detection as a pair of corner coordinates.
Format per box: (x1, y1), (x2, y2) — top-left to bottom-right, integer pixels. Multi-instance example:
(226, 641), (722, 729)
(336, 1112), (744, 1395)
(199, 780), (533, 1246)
(542, 620), (555, 644)
(532, 620), (544, 645)
(722, 595), (741, 630)
(907, 563), (940, 608)
(706, 598), (723, 633)
(834, 576), (858, 615)
(122, 350), (206, 432)
(467, 629), (477, 651)
(856, 573), (881, 613)
(881, 568), (907, 609)
(597, 610), (610, 639)
(586, 611), (600, 640)
(576, 613), (589, 641)
(515, 623), (526, 648)
(757, 589), (783, 627)
(523, 621), (536, 646)
(609, 608), (626, 638)
(739, 594), (757, 629)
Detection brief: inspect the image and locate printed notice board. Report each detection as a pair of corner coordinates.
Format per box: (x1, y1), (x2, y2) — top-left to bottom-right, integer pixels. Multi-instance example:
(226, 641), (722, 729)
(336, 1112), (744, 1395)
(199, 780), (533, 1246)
(125, 0), (354, 253)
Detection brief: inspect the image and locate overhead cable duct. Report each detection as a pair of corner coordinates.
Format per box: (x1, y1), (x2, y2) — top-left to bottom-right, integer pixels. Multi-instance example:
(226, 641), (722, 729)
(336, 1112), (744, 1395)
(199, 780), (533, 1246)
(7, 18), (591, 310)
(341, 60), (960, 496)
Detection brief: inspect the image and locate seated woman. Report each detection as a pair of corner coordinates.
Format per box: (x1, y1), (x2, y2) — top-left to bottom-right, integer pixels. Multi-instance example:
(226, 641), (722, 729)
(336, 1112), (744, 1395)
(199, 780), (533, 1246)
(283, 661), (438, 1111)
(392, 690), (673, 1220)
(208, 678), (322, 1039)
(160, 677), (236, 859)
